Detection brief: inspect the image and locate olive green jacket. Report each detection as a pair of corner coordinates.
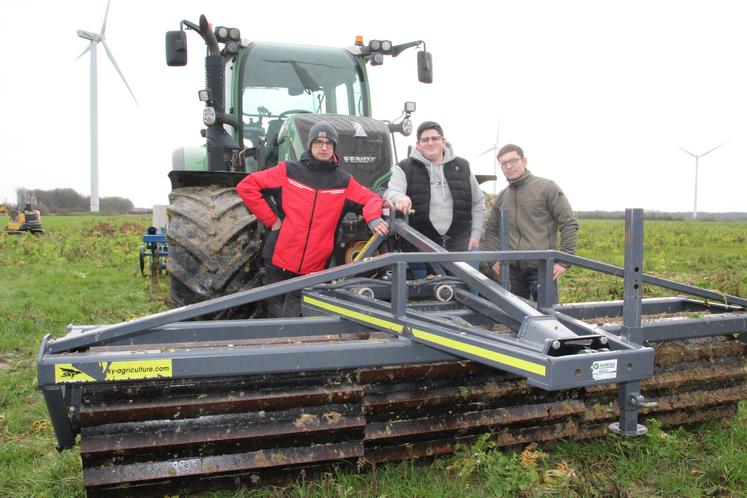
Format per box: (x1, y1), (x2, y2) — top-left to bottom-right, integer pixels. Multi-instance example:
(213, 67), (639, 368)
(483, 170), (579, 269)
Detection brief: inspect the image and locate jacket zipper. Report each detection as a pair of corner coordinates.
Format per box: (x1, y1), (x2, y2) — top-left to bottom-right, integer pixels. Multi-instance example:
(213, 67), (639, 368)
(513, 185), (523, 249)
(297, 190), (318, 272)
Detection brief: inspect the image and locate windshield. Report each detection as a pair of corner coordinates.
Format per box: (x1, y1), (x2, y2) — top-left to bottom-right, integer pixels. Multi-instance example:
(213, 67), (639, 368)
(239, 42), (367, 145)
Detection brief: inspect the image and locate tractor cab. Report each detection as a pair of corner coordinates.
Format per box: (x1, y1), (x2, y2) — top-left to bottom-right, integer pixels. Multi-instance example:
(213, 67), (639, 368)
(232, 43), (419, 191)
(238, 42), (370, 170)
(168, 22), (427, 182)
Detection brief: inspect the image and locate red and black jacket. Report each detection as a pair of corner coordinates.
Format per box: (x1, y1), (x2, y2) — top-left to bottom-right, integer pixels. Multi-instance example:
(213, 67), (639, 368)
(236, 153), (383, 274)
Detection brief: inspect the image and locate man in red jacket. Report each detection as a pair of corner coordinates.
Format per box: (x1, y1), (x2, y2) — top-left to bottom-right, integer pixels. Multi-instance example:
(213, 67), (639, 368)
(237, 121), (389, 317)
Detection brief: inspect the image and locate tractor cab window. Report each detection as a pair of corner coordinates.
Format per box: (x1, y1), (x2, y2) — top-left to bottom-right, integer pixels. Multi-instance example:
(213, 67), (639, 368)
(239, 43), (367, 147)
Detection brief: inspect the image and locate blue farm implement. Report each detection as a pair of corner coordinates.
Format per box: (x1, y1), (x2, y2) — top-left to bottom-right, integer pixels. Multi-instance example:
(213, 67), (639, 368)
(139, 226), (167, 291)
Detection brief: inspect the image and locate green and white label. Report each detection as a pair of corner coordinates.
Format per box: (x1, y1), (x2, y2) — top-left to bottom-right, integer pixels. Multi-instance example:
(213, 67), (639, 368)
(591, 359), (617, 380)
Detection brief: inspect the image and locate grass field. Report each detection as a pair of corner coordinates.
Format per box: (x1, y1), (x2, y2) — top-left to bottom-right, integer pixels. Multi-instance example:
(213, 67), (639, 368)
(0, 215), (745, 497)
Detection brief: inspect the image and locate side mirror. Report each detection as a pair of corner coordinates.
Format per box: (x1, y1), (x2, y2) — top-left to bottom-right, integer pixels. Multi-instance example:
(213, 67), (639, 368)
(417, 51), (433, 84)
(165, 30), (188, 66)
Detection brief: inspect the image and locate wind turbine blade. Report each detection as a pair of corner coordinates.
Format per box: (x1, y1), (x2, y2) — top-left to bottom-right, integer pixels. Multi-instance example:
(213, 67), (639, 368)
(100, 0), (112, 36)
(472, 146), (496, 160)
(101, 40), (139, 105)
(76, 43), (92, 60)
(701, 141), (727, 157)
(678, 146), (696, 158)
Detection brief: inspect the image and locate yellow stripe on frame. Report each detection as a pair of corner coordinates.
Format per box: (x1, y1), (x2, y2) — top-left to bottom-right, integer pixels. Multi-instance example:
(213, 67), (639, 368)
(353, 234), (378, 262)
(303, 296), (404, 333)
(411, 328), (546, 376)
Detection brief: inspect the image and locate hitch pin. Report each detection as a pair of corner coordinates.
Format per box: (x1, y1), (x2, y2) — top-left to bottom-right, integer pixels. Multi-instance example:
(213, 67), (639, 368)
(630, 393), (658, 409)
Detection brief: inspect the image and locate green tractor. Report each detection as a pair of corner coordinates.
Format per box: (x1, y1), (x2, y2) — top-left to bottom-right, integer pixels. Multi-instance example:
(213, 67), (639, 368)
(165, 15), (432, 315)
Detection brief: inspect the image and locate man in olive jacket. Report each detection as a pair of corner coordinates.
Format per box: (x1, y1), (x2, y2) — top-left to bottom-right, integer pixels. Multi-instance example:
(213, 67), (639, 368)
(483, 143), (579, 300)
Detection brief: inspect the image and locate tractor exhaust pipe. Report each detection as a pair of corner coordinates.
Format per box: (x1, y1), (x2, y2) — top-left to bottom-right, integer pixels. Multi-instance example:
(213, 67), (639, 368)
(165, 15), (239, 172)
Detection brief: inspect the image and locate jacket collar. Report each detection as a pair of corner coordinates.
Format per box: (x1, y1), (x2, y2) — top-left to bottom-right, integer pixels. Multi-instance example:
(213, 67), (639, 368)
(301, 150), (339, 171)
(508, 169), (532, 186)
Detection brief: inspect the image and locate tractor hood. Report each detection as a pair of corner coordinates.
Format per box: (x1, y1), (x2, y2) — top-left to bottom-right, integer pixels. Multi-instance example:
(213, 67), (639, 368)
(292, 114), (392, 189)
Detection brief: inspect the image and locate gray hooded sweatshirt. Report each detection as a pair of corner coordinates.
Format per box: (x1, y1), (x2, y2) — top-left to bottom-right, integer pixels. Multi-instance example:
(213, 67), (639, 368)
(385, 144), (486, 242)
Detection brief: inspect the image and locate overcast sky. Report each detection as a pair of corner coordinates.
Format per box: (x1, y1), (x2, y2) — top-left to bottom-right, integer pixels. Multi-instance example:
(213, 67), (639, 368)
(3, 0), (746, 213)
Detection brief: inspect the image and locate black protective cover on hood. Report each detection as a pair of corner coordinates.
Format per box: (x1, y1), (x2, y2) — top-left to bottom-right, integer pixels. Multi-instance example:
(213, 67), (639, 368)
(293, 114), (392, 188)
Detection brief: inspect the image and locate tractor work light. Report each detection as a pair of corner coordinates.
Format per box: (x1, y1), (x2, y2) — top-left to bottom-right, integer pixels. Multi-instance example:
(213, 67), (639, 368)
(203, 106), (216, 126)
(401, 118), (413, 136)
(380, 40), (392, 53)
(198, 89), (212, 102)
(369, 39), (381, 51)
(225, 41), (240, 55)
(371, 53), (384, 66)
(214, 26), (240, 43)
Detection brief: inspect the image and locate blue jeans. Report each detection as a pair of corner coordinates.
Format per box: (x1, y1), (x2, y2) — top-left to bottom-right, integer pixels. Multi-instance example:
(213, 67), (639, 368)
(409, 262), (429, 280)
(509, 267), (558, 302)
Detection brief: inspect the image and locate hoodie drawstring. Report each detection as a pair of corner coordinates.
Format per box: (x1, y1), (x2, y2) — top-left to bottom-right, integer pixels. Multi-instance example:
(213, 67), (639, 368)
(428, 162), (446, 200)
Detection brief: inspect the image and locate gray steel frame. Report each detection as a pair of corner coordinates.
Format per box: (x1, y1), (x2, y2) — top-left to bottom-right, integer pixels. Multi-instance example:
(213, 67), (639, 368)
(38, 209), (747, 450)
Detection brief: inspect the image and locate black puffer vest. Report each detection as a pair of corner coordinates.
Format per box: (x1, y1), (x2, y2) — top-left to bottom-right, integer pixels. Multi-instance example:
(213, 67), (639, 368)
(399, 156), (472, 248)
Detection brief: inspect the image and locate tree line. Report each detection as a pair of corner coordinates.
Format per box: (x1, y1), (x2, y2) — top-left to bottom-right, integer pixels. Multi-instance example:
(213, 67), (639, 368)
(6, 188), (743, 220)
(11, 188), (134, 214)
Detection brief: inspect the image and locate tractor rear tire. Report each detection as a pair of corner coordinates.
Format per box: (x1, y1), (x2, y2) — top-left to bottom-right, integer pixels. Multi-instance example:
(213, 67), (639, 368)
(167, 185), (263, 318)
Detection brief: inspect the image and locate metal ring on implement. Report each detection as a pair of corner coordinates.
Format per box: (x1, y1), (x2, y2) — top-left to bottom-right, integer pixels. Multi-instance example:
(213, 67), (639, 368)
(434, 284), (455, 302)
(354, 287), (375, 299)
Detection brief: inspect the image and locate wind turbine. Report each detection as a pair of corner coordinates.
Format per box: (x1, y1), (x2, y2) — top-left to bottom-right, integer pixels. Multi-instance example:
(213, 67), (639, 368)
(678, 141), (725, 219)
(77, 0), (138, 212)
(473, 123), (501, 193)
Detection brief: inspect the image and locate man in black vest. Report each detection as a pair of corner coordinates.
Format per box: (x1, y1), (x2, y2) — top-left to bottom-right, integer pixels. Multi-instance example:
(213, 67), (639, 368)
(385, 121), (486, 279)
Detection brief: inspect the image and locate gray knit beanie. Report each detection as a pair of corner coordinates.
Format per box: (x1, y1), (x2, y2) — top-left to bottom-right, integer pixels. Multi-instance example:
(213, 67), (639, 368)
(307, 121), (339, 150)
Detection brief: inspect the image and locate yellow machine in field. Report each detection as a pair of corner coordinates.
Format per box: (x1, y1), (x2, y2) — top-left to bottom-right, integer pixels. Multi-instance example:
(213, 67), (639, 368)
(3, 204), (45, 235)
